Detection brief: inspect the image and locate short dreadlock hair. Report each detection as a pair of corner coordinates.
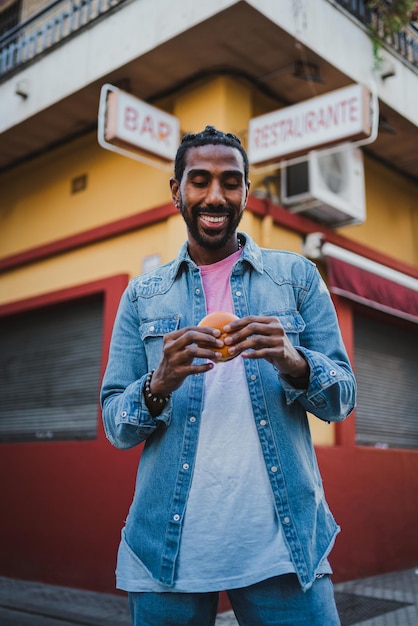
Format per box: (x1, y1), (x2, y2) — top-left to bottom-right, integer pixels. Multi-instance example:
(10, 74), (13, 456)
(174, 125), (249, 183)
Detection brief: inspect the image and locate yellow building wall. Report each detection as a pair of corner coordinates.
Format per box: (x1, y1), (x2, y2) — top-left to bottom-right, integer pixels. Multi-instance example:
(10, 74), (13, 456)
(173, 76), (251, 140)
(340, 155), (418, 265)
(1, 75), (417, 446)
(0, 223), (169, 302)
(0, 132), (171, 258)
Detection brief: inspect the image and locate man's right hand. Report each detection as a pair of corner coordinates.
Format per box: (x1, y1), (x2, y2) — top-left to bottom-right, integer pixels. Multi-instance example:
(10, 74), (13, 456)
(144, 326), (224, 415)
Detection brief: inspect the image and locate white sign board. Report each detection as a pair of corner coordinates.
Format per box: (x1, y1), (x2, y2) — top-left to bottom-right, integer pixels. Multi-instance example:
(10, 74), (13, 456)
(104, 88), (180, 162)
(248, 84), (371, 165)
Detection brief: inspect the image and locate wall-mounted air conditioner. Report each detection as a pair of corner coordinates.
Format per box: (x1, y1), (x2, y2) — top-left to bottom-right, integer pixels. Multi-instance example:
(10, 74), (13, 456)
(280, 145), (366, 227)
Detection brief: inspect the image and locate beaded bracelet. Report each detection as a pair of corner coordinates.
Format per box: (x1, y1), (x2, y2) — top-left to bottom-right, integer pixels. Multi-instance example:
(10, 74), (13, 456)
(144, 370), (171, 405)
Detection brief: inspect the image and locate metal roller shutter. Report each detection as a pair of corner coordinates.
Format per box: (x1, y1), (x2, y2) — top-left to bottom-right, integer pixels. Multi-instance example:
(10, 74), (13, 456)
(354, 313), (418, 449)
(0, 295), (104, 442)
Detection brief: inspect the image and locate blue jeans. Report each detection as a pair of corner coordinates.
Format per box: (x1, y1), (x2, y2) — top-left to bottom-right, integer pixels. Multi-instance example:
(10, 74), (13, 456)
(128, 574), (341, 625)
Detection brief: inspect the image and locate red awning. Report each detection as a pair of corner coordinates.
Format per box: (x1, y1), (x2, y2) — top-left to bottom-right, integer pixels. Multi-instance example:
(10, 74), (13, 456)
(321, 243), (418, 323)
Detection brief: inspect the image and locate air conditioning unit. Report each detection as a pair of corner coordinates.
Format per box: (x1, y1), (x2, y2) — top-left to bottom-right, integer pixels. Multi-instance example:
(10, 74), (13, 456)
(280, 145), (366, 227)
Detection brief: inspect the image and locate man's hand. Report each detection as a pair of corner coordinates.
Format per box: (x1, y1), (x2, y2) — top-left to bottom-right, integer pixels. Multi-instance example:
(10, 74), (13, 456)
(146, 326), (224, 414)
(222, 315), (309, 379)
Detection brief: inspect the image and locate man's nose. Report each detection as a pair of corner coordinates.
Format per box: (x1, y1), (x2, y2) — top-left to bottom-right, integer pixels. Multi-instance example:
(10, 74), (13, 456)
(205, 179), (225, 205)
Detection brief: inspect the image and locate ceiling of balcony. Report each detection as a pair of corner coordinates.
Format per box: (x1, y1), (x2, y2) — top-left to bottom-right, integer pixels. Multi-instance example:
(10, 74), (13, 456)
(1, 1), (417, 180)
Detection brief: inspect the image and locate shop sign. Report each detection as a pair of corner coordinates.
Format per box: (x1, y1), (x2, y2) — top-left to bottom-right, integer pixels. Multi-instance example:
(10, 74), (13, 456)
(248, 84), (371, 164)
(104, 89), (180, 162)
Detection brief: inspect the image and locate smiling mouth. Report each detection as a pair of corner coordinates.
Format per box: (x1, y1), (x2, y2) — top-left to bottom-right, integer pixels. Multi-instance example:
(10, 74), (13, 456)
(199, 213), (229, 227)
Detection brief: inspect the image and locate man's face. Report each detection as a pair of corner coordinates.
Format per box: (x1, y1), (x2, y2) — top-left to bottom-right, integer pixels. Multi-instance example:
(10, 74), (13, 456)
(170, 144), (249, 252)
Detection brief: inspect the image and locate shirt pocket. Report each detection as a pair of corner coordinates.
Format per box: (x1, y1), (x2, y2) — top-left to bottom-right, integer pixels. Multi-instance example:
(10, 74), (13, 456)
(272, 311), (306, 346)
(139, 316), (181, 370)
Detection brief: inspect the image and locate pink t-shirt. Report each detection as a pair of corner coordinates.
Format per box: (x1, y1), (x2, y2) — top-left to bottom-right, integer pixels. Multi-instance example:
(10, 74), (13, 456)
(199, 247), (241, 314)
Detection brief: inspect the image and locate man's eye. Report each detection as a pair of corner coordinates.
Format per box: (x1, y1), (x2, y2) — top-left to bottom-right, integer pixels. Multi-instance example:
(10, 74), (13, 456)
(224, 180), (240, 189)
(192, 179), (207, 187)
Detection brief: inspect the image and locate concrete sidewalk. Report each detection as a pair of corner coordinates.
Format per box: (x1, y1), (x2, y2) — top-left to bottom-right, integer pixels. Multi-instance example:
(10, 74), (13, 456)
(0, 568), (417, 625)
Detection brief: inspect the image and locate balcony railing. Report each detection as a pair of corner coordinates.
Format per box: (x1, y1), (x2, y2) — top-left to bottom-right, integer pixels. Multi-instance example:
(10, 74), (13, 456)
(0, 0), (128, 80)
(335, 0), (418, 70)
(1, 0), (417, 81)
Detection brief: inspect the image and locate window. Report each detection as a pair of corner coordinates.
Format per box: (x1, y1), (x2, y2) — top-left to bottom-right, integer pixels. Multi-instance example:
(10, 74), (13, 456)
(0, 0), (21, 37)
(354, 313), (418, 449)
(0, 295), (104, 442)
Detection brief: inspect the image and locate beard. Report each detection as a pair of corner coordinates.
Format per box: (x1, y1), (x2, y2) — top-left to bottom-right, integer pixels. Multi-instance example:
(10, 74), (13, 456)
(179, 197), (243, 249)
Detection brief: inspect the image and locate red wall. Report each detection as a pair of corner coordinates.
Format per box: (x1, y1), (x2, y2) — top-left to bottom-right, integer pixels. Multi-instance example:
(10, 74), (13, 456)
(2, 404), (416, 594)
(0, 275), (138, 592)
(320, 294), (418, 582)
(318, 444), (418, 583)
(1, 432), (140, 591)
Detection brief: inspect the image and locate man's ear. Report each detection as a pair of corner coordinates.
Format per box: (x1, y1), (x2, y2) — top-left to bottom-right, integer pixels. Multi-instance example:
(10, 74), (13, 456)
(245, 179), (251, 204)
(170, 177), (180, 209)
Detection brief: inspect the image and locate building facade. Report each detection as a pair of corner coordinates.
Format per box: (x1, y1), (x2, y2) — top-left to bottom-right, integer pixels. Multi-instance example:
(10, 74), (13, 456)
(1, 0), (417, 596)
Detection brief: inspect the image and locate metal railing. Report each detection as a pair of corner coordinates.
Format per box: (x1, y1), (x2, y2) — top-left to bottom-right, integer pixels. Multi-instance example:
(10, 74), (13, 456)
(335, 0), (418, 70)
(0, 0), (128, 79)
(1, 0), (417, 80)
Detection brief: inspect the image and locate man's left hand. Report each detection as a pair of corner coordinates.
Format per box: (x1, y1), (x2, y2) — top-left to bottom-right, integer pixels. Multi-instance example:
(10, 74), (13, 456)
(223, 315), (309, 378)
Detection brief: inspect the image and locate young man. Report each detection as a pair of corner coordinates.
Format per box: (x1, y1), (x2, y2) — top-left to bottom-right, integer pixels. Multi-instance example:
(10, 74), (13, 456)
(101, 126), (356, 625)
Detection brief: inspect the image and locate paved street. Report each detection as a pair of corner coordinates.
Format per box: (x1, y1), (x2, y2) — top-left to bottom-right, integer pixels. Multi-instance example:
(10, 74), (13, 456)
(0, 568), (417, 625)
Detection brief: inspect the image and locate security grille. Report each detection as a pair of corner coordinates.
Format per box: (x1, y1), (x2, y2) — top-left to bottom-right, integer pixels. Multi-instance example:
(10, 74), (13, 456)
(354, 313), (418, 449)
(0, 295), (104, 442)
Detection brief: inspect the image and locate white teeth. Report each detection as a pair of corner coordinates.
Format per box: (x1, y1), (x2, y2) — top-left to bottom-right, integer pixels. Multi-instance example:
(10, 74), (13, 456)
(200, 214), (227, 223)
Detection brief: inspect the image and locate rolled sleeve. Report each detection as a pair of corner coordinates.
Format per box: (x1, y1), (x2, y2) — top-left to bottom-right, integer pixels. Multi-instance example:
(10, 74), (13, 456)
(102, 374), (172, 449)
(100, 285), (173, 450)
(280, 347), (356, 422)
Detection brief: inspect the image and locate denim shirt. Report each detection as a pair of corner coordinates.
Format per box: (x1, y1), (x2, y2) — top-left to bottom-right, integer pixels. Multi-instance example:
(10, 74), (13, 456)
(100, 233), (356, 592)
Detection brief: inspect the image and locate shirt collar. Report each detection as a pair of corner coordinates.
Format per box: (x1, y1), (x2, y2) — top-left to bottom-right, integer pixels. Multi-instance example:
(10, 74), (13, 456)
(172, 232), (264, 277)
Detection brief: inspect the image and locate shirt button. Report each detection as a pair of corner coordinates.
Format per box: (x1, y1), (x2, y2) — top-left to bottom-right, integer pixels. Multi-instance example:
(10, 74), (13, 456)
(330, 370), (337, 376)
(173, 514), (180, 521)
(283, 516), (291, 524)
(286, 322), (292, 329)
(149, 325), (155, 332)
(260, 420), (267, 426)
(121, 411), (127, 417)
(183, 463), (189, 470)
(195, 288), (200, 294)
(235, 290), (242, 296)
(250, 374), (257, 381)
(271, 466), (278, 473)
(190, 416), (196, 422)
